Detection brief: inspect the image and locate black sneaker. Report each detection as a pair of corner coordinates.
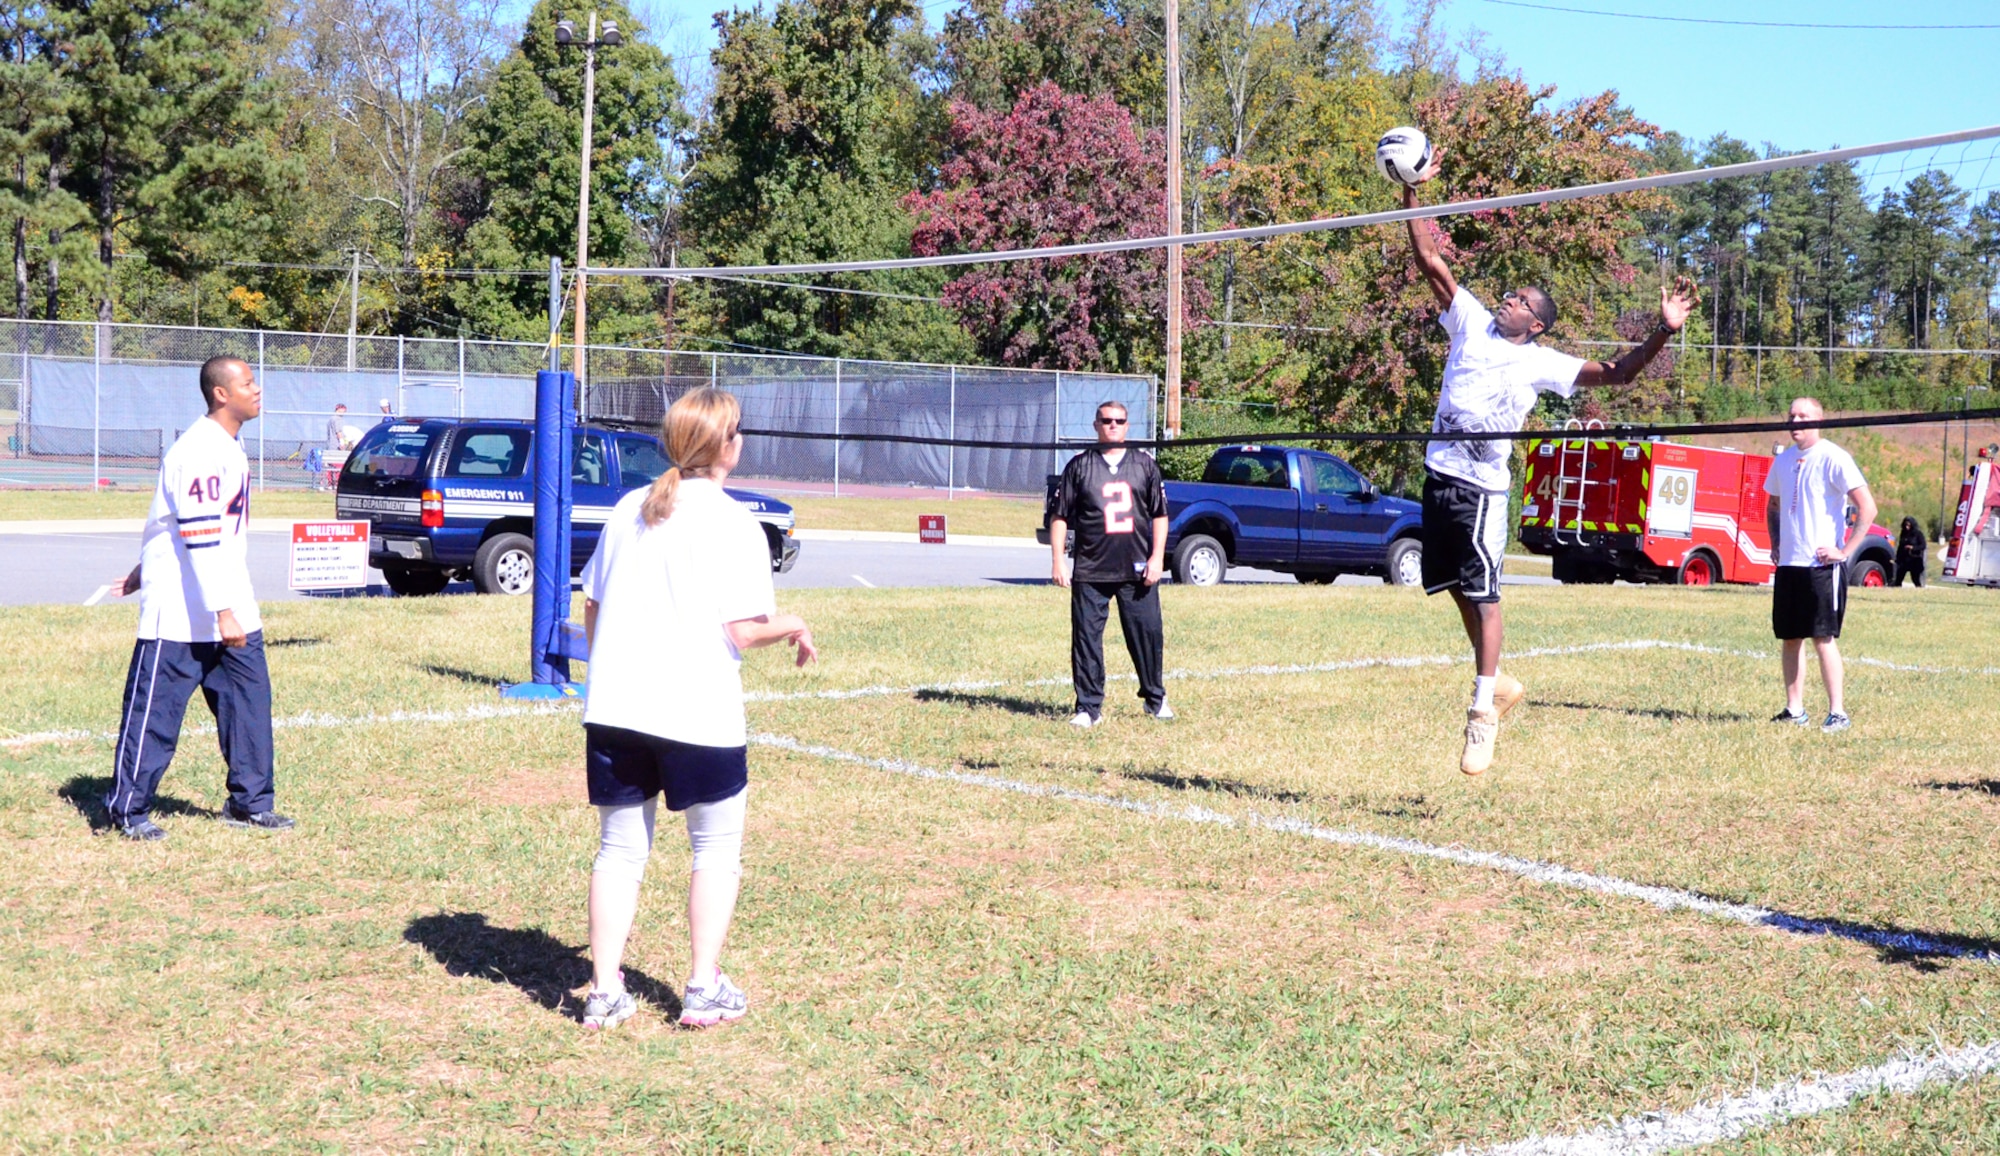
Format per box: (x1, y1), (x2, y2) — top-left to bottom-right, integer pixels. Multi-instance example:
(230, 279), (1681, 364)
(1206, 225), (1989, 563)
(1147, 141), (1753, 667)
(116, 817), (168, 841)
(1771, 707), (1811, 726)
(222, 808), (297, 831)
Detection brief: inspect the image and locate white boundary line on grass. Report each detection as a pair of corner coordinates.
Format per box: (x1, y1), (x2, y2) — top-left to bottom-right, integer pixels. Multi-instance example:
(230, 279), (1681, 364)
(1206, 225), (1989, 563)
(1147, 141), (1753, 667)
(0, 701), (579, 751)
(1447, 1038), (2000, 1156)
(742, 638), (1999, 705)
(7, 637), (1993, 752)
(745, 732), (1998, 962)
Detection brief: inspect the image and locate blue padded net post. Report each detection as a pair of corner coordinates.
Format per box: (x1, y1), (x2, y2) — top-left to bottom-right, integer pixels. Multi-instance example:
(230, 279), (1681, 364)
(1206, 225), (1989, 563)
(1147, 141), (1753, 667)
(501, 369), (583, 700)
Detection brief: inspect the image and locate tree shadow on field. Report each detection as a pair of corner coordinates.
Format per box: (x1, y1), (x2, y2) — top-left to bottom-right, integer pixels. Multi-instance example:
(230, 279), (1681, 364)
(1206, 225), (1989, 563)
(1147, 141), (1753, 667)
(58, 774), (219, 833)
(1531, 699), (1753, 724)
(403, 911), (680, 1021)
(420, 663), (511, 689)
(914, 688), (1068, 719)
(1920, 779), (2000, 797)
(1753, 911), (2000, 974)
(1113, 765), (1310, 805)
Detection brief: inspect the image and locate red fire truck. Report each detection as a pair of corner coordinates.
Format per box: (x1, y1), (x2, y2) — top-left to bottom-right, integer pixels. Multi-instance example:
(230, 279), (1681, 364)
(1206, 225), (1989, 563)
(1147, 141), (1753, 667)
(1942, 454), (2000, 588)
(1517, 425), (1896, 586)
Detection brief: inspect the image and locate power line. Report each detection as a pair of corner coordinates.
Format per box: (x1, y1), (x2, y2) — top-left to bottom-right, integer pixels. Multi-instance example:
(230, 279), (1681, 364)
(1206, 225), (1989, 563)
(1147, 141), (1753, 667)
(1475, 1), (2000, 30)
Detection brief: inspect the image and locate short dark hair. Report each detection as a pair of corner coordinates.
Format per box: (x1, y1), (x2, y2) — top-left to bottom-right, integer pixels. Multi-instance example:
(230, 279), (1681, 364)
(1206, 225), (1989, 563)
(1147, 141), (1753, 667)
(199, 356), (248, 409)
(1524, 287), (1557, 334)
(1095, 400), (1128, 420)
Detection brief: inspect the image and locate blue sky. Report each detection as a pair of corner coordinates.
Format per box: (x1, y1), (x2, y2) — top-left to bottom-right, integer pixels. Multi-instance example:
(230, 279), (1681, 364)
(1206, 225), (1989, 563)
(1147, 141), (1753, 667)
(592, 0), (2000, 198)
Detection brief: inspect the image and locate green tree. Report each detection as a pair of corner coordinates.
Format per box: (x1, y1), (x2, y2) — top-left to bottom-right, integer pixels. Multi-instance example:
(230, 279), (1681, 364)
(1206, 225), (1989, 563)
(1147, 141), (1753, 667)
(936, 0), (1162, 117)
(1, 1), (91, 318)
(1870, 171), (1969, 350)
(682, 0), (964, 359)
(50, 0), (294, 322)
(456, 0), (682, 341)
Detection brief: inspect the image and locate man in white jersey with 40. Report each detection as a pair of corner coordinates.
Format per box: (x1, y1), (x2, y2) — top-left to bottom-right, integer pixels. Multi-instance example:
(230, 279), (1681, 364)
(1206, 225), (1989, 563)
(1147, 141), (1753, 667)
(104, 357), (294, 840)
(1401, 148), (1699, 776)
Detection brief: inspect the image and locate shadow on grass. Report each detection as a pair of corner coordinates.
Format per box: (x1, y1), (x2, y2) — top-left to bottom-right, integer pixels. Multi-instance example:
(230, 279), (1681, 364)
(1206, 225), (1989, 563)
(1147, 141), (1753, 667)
(58, 774), (219, 833)
(1755, 911), (2000, 973)
(264, 636), (325, 649)
(914, 688), (1068, 719)
(986, 577), (1054, 586)
(1531, 699), (1754, 724)
(1920, 779), (2000, 797)
(1114, 766), (1310, 805)
(420, 664), (510, 689)
(404, 911), (681, 1021)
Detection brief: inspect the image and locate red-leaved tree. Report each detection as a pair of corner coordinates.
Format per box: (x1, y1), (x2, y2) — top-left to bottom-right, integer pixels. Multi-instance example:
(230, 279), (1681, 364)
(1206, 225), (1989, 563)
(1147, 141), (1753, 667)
(906, 82), (1204, 371)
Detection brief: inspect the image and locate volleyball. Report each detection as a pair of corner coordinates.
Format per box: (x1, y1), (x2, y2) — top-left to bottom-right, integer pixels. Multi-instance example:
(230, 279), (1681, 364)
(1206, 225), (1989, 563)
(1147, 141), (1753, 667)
(1375, 126), (1432, 186)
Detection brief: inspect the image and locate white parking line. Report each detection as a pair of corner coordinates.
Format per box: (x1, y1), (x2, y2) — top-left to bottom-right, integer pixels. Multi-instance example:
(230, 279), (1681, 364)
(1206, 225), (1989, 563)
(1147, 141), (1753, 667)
(852, 574), (876, 588)
(1447, 1038), (2000, 1156)
(82, 584), (114, 607)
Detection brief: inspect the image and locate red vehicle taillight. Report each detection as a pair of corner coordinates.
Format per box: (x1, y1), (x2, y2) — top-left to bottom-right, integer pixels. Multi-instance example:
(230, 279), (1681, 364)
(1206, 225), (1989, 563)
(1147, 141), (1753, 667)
(421, 489), (444, 528)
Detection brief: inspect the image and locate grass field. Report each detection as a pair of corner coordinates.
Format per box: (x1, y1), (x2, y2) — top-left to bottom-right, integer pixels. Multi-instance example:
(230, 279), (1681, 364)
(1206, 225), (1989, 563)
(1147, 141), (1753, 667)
(4, 580), (1999, 1151)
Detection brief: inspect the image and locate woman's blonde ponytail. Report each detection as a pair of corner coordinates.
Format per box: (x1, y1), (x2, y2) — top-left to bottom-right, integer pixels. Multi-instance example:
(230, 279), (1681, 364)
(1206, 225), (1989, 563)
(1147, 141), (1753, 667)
(639, 388), (741, 528)
(640, 466), (682, 527)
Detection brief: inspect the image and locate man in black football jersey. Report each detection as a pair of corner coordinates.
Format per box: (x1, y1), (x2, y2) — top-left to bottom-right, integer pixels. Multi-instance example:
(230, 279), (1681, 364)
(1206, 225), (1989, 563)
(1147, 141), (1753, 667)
(1049, 401), (1171, 728)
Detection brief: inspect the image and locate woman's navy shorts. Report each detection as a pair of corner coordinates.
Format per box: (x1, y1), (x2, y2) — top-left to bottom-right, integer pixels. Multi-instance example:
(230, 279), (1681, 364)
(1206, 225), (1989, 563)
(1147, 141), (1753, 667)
(584, 723), (749, 810)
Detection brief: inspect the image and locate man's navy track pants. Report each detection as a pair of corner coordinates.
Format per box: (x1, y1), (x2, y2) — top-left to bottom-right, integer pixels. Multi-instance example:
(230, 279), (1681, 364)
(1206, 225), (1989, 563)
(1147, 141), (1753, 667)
(104, 631), (275, 825)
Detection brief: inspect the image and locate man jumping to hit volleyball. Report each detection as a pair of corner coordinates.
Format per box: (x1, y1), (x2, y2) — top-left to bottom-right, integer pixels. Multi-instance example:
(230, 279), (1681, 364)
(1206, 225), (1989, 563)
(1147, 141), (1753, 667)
(1401, 149), (1698, 775)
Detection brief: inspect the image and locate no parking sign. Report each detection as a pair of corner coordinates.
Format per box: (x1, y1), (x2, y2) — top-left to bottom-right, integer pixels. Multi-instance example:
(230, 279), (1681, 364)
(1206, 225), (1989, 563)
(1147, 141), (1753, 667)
(918, 514), (947, 544)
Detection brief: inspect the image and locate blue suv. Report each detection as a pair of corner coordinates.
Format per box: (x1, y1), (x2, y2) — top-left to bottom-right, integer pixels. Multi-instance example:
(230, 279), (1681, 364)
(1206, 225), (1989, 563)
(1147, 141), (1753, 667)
(335, 418), (801, 596)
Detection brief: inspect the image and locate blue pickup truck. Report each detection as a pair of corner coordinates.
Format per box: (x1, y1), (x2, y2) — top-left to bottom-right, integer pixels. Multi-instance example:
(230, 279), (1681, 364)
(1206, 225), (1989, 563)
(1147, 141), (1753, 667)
(1042, 445), (1424, 586)
(335, 418), (800, 596)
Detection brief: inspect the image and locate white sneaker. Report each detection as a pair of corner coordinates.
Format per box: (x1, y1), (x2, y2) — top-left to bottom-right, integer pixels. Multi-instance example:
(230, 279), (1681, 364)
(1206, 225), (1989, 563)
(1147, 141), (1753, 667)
(1461, 707), (1498, 776)
(1069, 711), (1099, 729)
(1146, 701), (1175, 720)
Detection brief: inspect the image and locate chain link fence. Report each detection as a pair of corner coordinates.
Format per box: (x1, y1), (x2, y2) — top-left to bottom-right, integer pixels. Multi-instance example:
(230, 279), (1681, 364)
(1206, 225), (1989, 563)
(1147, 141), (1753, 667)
(0, 320), (1151, 495)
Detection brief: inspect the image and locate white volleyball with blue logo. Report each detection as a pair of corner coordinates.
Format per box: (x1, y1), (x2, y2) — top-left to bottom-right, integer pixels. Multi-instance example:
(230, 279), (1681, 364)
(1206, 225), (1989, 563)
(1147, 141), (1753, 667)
(1375, 126), (1432, 186)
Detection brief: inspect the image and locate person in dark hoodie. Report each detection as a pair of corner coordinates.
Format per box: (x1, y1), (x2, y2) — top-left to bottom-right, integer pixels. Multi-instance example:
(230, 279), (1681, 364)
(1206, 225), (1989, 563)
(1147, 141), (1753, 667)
(1894, 516), (1928, 587)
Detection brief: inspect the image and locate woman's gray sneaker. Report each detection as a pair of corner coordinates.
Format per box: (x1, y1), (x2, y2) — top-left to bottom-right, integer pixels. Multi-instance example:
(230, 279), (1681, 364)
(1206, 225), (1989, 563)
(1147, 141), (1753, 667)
(582, 988), (637, 1030)
(678, 972), (748, 1028)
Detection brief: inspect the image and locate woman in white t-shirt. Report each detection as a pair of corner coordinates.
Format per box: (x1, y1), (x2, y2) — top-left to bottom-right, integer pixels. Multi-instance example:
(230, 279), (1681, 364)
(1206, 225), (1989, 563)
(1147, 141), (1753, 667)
(576, 388), (817, 1030)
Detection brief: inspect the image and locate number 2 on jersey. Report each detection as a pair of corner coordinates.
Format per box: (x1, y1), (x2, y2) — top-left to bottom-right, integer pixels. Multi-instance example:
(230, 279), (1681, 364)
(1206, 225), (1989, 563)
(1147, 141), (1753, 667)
(1101, 481), (1134, 533)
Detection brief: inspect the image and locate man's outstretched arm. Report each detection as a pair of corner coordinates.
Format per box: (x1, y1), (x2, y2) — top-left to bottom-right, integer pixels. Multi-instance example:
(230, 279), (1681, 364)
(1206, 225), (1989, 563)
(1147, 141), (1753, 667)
(1576, 276), (1700, 387)
(1402, 167), (1457, 311)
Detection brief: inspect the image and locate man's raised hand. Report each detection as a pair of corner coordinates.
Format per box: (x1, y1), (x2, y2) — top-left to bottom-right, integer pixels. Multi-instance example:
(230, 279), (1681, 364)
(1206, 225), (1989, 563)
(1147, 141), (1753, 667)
(1660, 275), (1699, 331)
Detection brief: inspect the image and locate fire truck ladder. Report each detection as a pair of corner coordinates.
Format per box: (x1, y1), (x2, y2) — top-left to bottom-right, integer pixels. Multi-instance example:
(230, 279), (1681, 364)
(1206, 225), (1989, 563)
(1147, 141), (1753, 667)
(1551, 418), (1605, 546)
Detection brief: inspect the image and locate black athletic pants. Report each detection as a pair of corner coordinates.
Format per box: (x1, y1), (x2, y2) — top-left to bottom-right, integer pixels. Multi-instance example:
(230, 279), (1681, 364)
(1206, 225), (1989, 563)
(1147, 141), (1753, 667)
(104, 632), (276, 825)
(1070, 580), (1165, 717)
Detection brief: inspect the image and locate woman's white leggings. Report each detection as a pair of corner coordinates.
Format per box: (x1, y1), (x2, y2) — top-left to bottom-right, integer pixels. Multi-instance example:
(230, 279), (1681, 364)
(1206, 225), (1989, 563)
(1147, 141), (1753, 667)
(593, 789), (746, 884)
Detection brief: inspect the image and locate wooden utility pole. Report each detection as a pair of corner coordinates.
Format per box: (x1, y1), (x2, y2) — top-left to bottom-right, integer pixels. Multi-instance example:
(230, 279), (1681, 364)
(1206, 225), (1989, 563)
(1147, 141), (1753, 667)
(1163, 0), (1183, 437)
(573, 11), (599, 387)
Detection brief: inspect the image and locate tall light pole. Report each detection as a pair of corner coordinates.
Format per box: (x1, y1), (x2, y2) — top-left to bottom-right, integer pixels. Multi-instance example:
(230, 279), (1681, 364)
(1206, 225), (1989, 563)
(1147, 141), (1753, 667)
(1163, 0), (1183, 438)
(555, 12), (621, 391)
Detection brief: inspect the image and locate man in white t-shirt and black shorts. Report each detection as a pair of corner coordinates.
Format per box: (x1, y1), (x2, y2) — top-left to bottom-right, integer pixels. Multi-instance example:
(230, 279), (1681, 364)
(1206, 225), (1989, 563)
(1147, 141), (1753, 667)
(1764, 396), (1874, 734)
(1049, 401), (1170, 727)
(1402, 150), (1698, 775)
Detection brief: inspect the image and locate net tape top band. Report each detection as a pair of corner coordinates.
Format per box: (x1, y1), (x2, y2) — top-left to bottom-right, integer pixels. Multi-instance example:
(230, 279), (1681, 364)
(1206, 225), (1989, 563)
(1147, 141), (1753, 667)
(737, 405), (2000, 452)
(588, 124), (2000, 280)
